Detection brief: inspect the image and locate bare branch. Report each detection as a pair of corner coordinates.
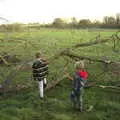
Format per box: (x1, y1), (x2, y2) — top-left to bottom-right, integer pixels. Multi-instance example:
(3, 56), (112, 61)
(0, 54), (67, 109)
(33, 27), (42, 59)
(61, 50), (120, 64)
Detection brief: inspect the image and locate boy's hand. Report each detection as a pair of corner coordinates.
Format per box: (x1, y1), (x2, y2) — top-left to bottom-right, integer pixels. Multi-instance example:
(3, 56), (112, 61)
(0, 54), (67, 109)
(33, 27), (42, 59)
(81, 81), (84, 86)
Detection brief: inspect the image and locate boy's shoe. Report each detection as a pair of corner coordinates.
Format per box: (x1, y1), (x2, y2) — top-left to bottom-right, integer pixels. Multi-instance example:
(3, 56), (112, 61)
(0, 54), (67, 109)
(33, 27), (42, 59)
(79, 108), (83, 112)
(40, 97), (43, 100)
(75, 107), (82, 112)
(44, 83), (47, 88)
(86, 105), (93, 112)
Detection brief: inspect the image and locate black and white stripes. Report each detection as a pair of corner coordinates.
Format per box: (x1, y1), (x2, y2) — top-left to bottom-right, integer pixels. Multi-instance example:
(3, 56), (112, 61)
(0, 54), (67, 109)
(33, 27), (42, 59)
(32, 59), (48, 81)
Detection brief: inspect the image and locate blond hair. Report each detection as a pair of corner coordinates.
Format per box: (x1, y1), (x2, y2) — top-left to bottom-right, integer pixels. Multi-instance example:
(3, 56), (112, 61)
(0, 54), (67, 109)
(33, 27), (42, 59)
(75, 61), (85, 70)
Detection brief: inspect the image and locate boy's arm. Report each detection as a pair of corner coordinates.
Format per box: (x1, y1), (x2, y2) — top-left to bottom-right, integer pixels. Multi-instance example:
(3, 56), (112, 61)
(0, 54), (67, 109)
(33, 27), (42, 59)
(21, 66), (32, 70)
(81, 79), (85, 86)
(40, 57), (49, 64)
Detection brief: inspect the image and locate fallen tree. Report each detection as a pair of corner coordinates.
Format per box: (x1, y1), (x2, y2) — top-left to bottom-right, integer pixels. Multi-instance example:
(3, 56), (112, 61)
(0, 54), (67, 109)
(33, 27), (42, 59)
(0, 53), (20, 65)
(48, 31), (120, 62)
(73, 32), (120, 48)
(61, 50), (120, 64)
(0, 31), (120, 95)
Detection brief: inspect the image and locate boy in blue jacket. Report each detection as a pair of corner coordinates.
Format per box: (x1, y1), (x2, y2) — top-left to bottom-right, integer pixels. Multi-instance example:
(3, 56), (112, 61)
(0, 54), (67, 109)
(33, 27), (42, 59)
(65, 61), (88, 111)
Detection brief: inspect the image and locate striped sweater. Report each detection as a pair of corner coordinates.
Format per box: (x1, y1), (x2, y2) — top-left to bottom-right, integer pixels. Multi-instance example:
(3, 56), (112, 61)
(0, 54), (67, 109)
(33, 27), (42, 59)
(32, 59), (48, 81)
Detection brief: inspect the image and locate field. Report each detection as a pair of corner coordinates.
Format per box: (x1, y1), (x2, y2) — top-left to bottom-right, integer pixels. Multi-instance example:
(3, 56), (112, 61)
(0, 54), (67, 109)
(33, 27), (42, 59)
(0, 28), (120, 120)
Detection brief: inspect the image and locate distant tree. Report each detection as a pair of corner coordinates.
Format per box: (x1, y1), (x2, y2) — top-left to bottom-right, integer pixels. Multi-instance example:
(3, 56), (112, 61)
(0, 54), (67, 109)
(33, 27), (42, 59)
(103, 16), (116, 24)
(0, 24), (6, 32)
(52, 18), (66, 28)
(116, 13), (120, 24)
(70, 17), (78, 28)
(94, 20), (101, 24)
(108, 17), (116, 24)
(92, 20), (101, 27)
(103, 16), (109, 24)
(78, 19), (91, 28)
(102, 15), (119, 28)
(6, 23), (21, 32)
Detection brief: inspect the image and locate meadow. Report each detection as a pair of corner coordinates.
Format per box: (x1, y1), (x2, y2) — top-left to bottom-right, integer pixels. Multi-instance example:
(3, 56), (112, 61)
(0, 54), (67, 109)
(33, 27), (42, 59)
(0, 28), (120, 120)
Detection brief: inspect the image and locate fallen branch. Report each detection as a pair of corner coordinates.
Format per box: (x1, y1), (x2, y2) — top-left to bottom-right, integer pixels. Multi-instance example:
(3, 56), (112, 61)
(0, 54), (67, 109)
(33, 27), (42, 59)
(96, 85), (120, 90)
(0, 55), (9, 65)
(45, 59), (69, 91)
(73, 36), (113, 48)
(85, 82), (120, 90)
(47, 32), (120, 64)
(61, 50), (120, 64)
(45, 75), (66, 91)
(73, 31), (120, 48)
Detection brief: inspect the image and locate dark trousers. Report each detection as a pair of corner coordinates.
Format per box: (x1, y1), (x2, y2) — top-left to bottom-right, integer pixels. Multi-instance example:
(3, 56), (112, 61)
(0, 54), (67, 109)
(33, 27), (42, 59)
(70, 87), (83, 111)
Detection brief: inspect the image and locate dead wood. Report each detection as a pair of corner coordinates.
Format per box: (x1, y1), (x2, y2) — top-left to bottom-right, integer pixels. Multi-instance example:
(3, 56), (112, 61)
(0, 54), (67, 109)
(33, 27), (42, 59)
(61, 50), (120, 64)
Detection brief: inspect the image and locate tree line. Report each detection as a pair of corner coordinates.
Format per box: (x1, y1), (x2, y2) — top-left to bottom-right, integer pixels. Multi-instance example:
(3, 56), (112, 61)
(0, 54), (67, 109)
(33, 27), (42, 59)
(0, 13), (120, 31)
(50, 13), (120, 29)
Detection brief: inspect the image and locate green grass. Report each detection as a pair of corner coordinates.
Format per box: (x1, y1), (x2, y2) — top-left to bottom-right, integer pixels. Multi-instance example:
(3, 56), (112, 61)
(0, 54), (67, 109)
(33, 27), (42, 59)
(0, 28), (120, 120)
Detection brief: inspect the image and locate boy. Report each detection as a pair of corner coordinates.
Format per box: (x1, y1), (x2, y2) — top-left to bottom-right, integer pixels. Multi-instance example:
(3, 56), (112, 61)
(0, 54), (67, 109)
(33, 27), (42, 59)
(65, 61), (88, 111)
(32, 52), (48, 99)
(16, 52), (48, 99)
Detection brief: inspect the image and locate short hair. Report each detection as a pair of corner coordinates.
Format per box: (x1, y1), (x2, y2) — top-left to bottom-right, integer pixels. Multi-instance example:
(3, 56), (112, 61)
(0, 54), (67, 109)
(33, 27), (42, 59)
(35, 52), (41, 58)
(75, 61), (84, 69)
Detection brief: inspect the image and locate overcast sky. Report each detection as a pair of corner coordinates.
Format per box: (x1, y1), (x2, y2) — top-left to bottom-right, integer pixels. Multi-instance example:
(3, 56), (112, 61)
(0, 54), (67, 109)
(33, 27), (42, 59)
(0, 0), (120, 23)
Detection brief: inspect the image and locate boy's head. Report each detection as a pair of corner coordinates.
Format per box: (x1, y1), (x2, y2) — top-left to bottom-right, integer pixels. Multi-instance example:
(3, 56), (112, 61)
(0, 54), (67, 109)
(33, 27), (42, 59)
(35, 52), (42, 58)
(75, 61), (84, 71)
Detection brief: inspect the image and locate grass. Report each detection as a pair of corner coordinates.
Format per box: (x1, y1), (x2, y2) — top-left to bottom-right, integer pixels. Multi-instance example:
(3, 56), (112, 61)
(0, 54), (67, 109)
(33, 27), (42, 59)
(0, 28), (120, 120)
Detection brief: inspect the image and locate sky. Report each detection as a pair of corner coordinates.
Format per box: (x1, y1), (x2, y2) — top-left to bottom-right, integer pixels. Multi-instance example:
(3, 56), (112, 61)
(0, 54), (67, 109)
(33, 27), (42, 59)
(0, 0), (120, 23)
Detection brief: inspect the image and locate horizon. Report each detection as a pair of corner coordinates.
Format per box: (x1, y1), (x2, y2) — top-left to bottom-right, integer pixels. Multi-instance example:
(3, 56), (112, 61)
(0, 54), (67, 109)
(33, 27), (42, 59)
(0, 0), (120, 24)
